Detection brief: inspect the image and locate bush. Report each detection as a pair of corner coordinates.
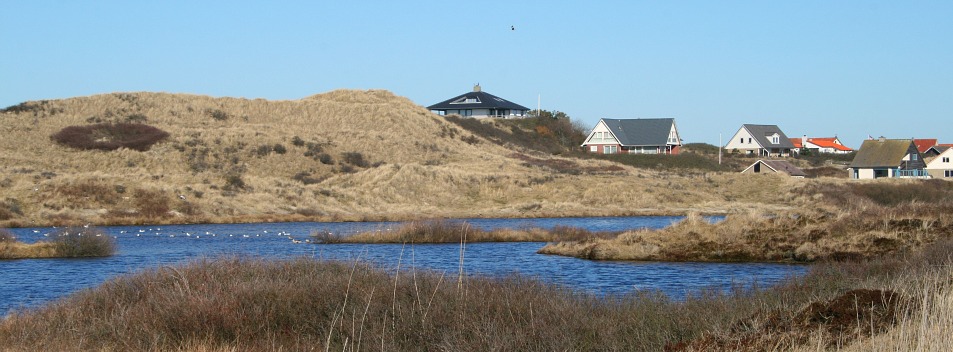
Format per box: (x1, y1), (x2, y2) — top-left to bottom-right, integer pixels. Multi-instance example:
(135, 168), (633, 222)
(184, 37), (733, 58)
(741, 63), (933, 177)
(272, 143), (287, 154)
(342, 152), (369, 167)
(205, 108), (229, 121)
(0, 229), (15, 243)
(291, 136), (305, 147)
(50, 123), (170, 152)
(51, 227), (116, 257)
(133, 189), (171, 218)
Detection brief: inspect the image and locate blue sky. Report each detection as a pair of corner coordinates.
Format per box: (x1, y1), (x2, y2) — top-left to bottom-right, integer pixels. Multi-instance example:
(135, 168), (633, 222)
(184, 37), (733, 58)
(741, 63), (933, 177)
(3, 1), (951, 148)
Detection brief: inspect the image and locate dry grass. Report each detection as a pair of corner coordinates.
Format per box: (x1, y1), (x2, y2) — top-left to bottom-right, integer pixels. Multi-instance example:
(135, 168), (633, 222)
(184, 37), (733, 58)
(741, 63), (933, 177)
(1, 240), (950, 351)
(313, 219), (619, 243)
(0, 90), (806, 228)
(0, 227), (115, 259)
(539, 209), (953, 263)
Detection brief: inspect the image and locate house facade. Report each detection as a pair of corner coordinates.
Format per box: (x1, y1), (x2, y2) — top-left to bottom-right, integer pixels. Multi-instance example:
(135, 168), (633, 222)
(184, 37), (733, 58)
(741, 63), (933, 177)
(790, 136), (853, 154)
(428, 84), (529, 118)
(724, 124), (795, 157)
(581, 118), (681, 155)
(741, 159), (807, 178)
(848, 138), (927, 179)
(925, 148), (953, 179)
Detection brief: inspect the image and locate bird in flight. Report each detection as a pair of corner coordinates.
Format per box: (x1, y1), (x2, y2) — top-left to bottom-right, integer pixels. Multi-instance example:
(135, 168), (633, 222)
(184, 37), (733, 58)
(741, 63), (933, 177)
(511, 25), (515, 31)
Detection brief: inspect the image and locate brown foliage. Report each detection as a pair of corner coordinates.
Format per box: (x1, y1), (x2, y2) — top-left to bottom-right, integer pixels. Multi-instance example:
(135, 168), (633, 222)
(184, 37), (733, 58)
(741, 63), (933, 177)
(133, 189), (170, 218)
(50, 123), (170, 151)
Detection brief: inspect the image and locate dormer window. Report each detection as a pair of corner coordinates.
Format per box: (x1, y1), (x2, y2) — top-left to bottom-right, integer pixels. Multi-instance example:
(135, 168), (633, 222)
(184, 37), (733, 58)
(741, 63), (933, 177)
(450, 96), (481, 104)
(769, 133), (780, 144)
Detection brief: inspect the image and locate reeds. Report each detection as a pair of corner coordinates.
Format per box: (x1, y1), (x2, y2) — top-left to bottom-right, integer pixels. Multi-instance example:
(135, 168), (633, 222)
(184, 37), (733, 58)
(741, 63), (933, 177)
(0, 227), (115, 259)
(311, 219), (619, 244)
(1, 240), (950, 351)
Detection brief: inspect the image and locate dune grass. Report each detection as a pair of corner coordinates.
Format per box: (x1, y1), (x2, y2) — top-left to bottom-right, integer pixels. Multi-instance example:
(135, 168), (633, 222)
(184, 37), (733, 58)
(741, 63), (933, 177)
(0, 227), (115, 259)
(312, 219), (619, 244)
(1, 240), (950, 351)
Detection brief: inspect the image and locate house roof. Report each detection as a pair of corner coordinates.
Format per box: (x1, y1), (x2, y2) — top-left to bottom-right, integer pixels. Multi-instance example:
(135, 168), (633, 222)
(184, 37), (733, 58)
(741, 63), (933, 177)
(849, 139), (916, 168)
(809, 137), (853, 151)
(913, 139), (938, 153)
(790, 138), (803, 148)
(742, 124), (796, 149)
(743, 159), (807, 177)
(598, 118), (678, 146)
(926, 145), (952, 155)
(427, 86), (530, 111)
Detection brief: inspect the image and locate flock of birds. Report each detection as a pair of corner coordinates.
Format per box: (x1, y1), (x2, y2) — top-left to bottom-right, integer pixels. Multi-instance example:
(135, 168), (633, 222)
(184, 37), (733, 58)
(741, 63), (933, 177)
(29, 227), (318, 244)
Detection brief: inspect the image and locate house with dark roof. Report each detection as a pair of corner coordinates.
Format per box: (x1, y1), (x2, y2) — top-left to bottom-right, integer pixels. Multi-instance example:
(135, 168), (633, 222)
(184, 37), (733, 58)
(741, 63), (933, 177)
(741, 159), (806, 178)
(924, 144), (953, 157)
(724, 124), (795, 157)
(581, 118), (681, 155)
(848, 138), (927, 179)
(790, 136), (853, 154)
(428, 84), (529, 119)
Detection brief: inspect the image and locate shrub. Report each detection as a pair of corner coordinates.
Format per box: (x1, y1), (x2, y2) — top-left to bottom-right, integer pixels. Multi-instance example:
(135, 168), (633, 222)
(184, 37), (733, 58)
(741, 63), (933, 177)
(272, 143), (287, 154)
(223, 173), (247, 191)
(318, 153), (333, 165)
(133, 189), (171, 218)
(341, 152), (369, 167)
(50, 123), (170, 152)
(254, 145), (272, 157)
(51, 227), (116, 257)
(291, 136), (305, 147)
(205, 108), (229, 121)
(0, 229), (15, 243)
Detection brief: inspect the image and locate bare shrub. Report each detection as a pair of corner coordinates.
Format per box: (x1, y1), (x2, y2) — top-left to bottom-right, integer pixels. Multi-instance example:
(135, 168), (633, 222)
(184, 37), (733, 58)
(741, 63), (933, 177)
(50, 123), (170, 151)
(205, 108), (229, 121)
(133, 189), (170, 218)
(51, 227), (116, 257)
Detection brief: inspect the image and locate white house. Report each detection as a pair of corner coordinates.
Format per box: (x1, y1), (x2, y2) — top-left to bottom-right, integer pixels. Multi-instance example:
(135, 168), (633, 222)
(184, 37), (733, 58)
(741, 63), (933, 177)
(925, 147), (953, 179)
(428, 84), (529, 118)
(790, 136), (854, 154)
(581, 118), (681, 154)
(724, 124), (795, 157)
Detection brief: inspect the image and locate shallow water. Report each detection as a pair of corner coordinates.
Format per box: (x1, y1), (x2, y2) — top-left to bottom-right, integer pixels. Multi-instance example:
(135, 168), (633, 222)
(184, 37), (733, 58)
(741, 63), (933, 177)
(1, 216), (806, 315)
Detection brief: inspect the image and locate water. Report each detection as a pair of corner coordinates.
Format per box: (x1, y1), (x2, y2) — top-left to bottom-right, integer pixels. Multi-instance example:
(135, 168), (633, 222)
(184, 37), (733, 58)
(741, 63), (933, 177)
(1, 216), (806, 315)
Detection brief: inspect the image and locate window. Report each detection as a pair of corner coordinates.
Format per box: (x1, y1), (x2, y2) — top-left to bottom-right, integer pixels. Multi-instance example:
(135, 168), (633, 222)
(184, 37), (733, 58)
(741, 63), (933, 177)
(947, 170), (953, 177)
(590, 146), (597, 152)
(944, 157), (950, 163)
(911, 154), (918, 161)
(603, 145), (618, 154)
(770, 134), (779, 144)
(748, 138), (752, 144)
(739, 138), (743, 143)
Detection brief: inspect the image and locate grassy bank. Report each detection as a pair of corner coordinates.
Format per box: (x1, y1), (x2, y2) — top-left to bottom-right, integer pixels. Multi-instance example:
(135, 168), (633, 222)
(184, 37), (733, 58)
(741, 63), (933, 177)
(312, 219), (619, 244)
(1, 241), (950, 351)
(0, 227), (115, 259)
(539, 180), (953, 263)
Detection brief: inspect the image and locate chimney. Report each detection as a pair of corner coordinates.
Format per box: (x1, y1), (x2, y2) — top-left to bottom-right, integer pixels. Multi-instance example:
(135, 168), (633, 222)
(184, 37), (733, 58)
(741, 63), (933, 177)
(802, 135), (807, 147)
(473, 84), (481, 92)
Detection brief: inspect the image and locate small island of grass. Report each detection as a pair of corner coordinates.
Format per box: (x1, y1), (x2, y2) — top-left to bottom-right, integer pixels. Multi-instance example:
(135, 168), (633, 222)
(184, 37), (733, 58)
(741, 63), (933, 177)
(310, 219), (620, 244)
(0, 227), (116, 260)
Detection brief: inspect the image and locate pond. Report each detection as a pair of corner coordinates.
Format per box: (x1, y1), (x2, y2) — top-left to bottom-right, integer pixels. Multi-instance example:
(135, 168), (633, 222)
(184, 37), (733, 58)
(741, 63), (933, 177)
(1, 216), (806, 315)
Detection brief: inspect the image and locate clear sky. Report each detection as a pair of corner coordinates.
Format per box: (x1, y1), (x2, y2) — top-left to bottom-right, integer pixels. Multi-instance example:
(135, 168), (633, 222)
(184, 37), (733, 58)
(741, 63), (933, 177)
(3, 1), (951, 148)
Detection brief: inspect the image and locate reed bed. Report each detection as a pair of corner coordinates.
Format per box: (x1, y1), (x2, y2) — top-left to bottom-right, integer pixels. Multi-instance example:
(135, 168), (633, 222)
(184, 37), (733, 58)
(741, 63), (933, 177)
(540, 192), (953, 263)
(0, 227), (115, 259)
(312, 219), (619, 244)
(1, 240), (950, 351)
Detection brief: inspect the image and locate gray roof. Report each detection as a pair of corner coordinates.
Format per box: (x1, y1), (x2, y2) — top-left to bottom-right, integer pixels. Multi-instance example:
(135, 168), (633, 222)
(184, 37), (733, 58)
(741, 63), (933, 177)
(849, 139), (918, 168)
(744, 160), (807, 177)
(742, 124), (796, 149)
(428, 89), (529, 111)
(600, 118), (678, 146)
